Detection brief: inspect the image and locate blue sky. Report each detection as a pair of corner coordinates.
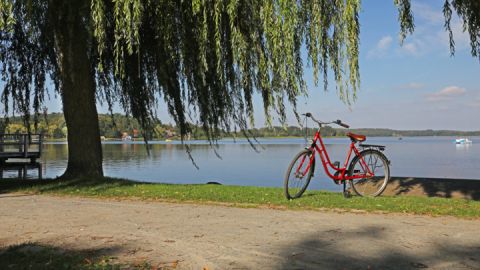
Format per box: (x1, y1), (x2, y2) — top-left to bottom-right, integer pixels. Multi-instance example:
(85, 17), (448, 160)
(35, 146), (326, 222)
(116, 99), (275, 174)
(290, 0), (480, 131)
(8, 0), (480, 131)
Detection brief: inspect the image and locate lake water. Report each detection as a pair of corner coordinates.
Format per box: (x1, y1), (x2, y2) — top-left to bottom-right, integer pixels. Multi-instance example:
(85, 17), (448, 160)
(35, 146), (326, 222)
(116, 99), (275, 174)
(3, 136), (480, 191)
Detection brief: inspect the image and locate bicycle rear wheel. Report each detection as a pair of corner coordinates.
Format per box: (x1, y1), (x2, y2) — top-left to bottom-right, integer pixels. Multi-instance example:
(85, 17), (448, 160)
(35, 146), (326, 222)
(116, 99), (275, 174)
(348, 149), (390, 197)
(284, 149), (315, 199)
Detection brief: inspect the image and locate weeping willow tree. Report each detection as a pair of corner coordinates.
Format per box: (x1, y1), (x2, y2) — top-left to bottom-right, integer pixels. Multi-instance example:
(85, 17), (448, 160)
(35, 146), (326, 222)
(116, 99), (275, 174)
(0, 0), (478, 179)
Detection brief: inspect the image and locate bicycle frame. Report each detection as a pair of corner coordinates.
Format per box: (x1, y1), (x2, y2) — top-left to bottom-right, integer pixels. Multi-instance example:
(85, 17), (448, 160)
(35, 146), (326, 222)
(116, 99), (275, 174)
(295, 129), (374, 182)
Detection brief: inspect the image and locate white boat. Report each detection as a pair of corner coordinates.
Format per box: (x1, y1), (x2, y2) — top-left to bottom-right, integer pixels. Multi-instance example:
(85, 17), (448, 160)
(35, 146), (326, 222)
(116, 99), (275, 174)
(455, 138), (472, 144)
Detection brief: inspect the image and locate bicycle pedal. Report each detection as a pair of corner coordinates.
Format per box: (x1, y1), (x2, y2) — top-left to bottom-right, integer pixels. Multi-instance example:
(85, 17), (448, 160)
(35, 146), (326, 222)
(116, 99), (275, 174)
(333, 161), (340, 168)
(332, 171), (342, 185)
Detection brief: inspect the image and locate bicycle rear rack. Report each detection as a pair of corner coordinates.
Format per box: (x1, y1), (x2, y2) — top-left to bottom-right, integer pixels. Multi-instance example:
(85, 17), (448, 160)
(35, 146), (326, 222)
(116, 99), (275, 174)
(359, 144), (385, 151)
(359, 144), (391, 165)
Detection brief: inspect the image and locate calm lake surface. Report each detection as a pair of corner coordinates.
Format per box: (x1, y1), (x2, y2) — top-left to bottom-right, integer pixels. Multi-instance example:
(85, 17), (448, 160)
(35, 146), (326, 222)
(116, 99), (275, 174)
(5, 136), (480, 191)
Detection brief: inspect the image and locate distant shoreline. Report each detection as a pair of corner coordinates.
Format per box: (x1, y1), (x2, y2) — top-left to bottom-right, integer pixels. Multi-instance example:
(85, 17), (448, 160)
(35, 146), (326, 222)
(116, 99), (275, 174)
(42, 135), (480, 143)
(3, 113), (480, 141)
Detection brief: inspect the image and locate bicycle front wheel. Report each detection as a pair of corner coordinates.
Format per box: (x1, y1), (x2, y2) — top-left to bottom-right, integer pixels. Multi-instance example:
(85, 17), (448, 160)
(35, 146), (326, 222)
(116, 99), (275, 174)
(284, 149), (315, 199)
(348, 149), (390, 197)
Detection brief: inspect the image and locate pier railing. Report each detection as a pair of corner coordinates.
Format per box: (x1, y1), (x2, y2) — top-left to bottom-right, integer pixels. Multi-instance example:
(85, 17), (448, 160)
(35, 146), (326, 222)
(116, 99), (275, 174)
(0, 134), (43, 163)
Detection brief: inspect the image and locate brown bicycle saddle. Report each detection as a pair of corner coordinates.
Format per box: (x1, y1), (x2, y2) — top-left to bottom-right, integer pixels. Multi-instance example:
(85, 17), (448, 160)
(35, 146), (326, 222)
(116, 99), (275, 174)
(346, 132), (366, 142)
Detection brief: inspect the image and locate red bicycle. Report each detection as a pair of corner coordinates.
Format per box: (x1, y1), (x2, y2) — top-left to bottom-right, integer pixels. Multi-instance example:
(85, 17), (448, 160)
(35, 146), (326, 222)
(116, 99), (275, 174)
(284, 113), (390, 199)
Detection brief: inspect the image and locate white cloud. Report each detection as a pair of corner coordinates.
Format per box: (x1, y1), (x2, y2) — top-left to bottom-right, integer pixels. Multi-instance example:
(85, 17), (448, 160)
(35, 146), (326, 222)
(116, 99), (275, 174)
(378, 36), (393, 50)
(402, 42), (419, 55)
(436, 19), (470, 52)
(366, 2), (469, 59)
(412, 2), (444, 24)
(426, 86), (466, 101)
(367, 35), (393, 58)
(394, 1), (471, 56)
(397, 82), (425, 90)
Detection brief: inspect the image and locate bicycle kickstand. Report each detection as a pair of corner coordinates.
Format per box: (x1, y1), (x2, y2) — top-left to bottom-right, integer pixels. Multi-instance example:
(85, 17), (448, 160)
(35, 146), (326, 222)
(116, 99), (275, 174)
(342, 181), (351, 198)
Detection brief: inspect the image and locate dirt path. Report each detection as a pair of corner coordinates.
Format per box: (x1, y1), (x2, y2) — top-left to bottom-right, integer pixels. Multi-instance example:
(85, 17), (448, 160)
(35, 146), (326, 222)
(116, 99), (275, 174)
(0, 194), (479, 269)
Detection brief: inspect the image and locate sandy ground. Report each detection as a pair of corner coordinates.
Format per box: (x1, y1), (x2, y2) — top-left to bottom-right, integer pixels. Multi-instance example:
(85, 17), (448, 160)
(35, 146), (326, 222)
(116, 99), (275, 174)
(0, 194), (479, 270)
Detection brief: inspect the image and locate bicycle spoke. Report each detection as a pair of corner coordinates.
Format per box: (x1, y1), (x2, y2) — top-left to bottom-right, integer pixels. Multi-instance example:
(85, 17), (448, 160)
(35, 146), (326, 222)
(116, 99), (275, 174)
(285, 150), (314, 199)
(350, 151), (389, 197)
(371, 154), (380, 175)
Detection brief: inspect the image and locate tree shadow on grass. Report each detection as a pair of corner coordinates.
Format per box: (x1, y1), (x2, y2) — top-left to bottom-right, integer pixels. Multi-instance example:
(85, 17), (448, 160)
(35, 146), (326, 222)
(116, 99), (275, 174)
(277, 225), (480, 269)
(386, 177), (480, 201)
(0, 177), (141, 195)
(0, 242), (151, 269)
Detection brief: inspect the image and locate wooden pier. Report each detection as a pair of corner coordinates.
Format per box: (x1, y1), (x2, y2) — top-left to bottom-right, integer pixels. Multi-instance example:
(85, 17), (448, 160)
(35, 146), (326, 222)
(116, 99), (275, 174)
(0, 134), (43, 179)
(0, 134), (43, 164)
(0, 162), (43, 179)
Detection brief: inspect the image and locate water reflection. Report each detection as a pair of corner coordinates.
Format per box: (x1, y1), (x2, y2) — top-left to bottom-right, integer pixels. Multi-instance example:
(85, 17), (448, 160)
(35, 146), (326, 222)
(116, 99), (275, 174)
(455, 143), (472, 151)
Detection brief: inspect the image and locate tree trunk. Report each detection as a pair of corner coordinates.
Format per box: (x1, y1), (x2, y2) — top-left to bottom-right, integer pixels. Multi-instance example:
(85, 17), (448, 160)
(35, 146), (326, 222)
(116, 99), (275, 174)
(53, 1), (103, 179)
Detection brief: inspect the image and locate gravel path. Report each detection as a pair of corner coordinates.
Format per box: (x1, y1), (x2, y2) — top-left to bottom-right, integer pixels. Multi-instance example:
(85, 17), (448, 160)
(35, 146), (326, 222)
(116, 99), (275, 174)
(0, 194), (479, 269)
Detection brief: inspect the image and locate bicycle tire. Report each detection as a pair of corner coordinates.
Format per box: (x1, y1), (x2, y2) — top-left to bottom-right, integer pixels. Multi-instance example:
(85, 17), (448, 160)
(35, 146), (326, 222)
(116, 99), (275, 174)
(348, 149), (390, 197)
(284, 149), (315, 199)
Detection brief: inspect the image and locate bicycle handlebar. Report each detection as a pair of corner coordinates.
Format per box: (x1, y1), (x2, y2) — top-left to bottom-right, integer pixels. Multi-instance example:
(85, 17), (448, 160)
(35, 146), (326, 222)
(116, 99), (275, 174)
(335, 120), (350, 129)
(302, 113), (350, 128)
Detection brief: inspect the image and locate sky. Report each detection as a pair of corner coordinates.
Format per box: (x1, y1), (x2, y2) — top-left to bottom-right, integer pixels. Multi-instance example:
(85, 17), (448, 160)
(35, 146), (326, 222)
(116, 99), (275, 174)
(291, 0), (480, 131)
(4, 0), (480, 131)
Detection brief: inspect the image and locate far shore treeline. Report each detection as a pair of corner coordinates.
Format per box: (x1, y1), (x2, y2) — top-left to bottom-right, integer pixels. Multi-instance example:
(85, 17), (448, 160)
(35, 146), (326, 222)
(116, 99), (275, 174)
(1, 113), (479, 140)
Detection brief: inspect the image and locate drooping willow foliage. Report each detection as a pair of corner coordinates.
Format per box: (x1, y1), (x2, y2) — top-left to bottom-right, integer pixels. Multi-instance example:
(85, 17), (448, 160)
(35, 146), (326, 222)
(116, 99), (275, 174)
(0, 0), (58, 130)
(443, 0), (480, 58)
(90, 0), (363, 139)
(0, 0), (478, 142)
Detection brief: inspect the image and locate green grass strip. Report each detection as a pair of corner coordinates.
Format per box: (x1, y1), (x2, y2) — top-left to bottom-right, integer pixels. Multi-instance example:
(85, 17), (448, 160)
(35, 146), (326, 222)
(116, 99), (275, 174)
(1, 177), (479, 218)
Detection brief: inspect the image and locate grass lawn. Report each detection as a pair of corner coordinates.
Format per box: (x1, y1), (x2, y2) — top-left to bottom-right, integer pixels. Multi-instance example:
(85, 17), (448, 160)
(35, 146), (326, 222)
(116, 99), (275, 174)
(1, 177), (479, 218)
